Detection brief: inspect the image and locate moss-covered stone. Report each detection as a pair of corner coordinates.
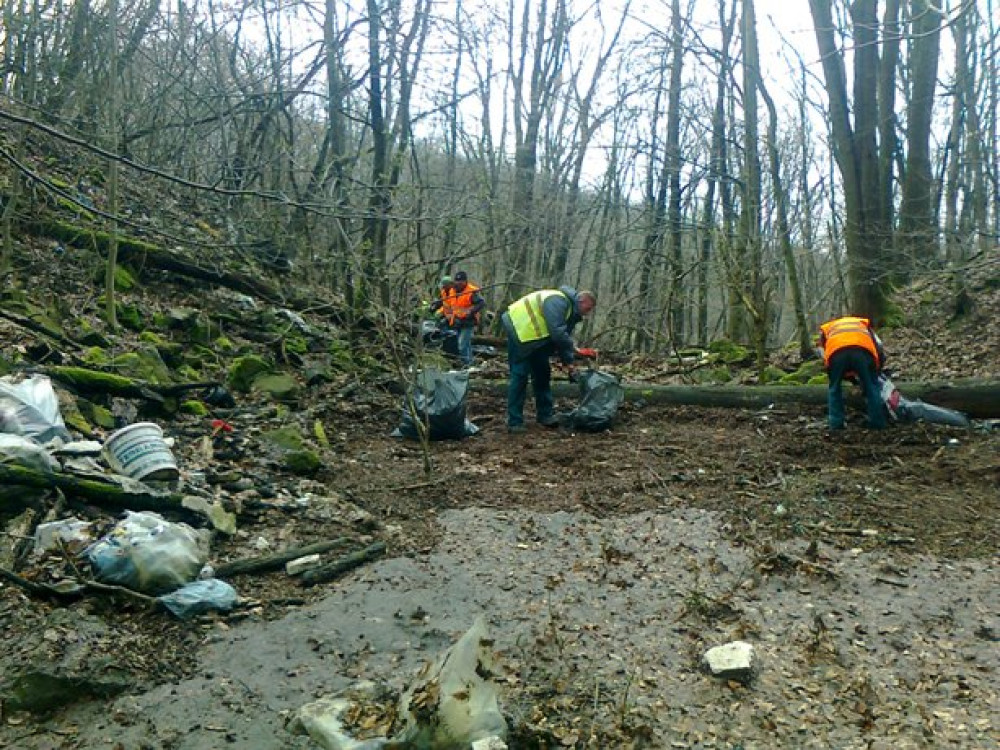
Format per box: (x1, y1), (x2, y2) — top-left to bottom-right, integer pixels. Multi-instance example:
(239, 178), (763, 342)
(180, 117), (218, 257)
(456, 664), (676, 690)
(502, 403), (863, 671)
(176, 364), (202, 381)
(214, 336), (236, 353)
(110, 345), (172, 384)
(82, 347), (111, 366)
(117, 303), (143, 331)
(760, 365), (788, 385)
(261, 426), (305, 452)
(284, 336), (308, 356)
(93, 265), (137, 292)
(227, 355), (271, 393)
(778, 359), (826, 385)
(807, 374), (828, 386)
(284, 449), (321, 476)
(252, 373), (300, 403)
(180, 400), (209, 416)
(77, 400), (115, 429)
(707, 339), (751, 364)
(692, 365), (733, 384)
(73, 320), (111, 348)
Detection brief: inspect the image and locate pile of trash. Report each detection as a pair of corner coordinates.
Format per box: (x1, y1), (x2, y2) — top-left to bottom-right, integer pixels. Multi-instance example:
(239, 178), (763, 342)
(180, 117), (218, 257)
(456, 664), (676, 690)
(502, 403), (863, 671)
(0, 373), (238, 618)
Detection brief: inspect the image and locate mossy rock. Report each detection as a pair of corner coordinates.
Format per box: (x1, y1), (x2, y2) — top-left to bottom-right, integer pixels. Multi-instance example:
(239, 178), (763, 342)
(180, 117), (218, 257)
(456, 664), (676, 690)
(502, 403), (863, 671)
(284, 336), (308, 356)
(707, 339), (751, 364)
(261, 426), (305, 452)
(214, 336), (237, 353)
(190, 318), (218, 345)
(51, 366), (135, 393)
(93, 265), (137, 292)
(252, 373), (300, 403)
(692, 365), (732, 384)
(167, 307), (201, 329)
(117, 303), (143, 331)
(284, 449), (321, 476)
(73, 320), (111, 348)
(176, 364), (202, 381)
(110, 345), (173, 384)
(151, 313), (170, 330)
(760, 365), (787, 385)
(180, 400), (209, 416)
(77, 400), (115, 429)
(807, 374), (828, 386)
(227, 355), (271, 393)
(778, 359), (826, 385)
(82, 347), (111, 367)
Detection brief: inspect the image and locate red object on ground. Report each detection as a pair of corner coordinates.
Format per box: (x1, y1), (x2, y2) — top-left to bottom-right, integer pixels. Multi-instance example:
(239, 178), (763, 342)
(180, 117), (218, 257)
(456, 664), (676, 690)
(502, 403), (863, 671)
(576, 347), (598, 359)
(211, 419), (234, 436)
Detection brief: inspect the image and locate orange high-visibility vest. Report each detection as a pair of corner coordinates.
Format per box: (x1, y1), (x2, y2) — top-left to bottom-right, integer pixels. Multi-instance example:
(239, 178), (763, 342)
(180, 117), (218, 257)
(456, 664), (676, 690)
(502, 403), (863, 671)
(443, 283), (480, 325)
(820, 316), (880, 367)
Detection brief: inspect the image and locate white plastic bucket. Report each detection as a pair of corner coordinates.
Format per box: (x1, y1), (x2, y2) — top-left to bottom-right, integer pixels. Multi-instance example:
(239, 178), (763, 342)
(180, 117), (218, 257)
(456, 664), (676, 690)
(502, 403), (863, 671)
(104, 422), (179, 482)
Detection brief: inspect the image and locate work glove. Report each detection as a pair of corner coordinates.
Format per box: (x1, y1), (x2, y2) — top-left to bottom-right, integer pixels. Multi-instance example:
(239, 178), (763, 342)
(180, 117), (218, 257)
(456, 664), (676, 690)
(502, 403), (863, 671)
(575, 347), (598, 359)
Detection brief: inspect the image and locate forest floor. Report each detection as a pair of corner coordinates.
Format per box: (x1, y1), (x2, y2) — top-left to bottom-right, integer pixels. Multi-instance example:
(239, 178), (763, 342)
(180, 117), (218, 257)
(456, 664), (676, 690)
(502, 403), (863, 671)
(0, 244), (998, 749)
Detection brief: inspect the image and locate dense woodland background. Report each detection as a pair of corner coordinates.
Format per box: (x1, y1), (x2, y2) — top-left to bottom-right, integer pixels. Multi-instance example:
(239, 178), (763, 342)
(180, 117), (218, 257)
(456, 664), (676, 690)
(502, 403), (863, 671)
(1, 0), (997, 367)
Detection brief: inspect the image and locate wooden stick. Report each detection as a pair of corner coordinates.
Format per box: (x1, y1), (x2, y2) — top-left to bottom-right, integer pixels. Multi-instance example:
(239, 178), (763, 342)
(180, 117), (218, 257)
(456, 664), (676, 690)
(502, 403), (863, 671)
(214, 537), (354, 578)
(300, 542), (387, 587)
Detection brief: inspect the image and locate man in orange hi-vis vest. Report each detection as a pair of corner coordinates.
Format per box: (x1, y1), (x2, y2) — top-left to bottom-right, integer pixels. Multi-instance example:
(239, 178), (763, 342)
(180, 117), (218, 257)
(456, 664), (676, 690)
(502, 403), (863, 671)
(818, 315), (887, 431)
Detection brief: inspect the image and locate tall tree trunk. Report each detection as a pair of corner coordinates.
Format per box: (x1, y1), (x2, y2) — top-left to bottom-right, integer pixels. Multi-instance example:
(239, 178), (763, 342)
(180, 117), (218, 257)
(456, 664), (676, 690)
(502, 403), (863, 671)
(897, 0), (942, 281)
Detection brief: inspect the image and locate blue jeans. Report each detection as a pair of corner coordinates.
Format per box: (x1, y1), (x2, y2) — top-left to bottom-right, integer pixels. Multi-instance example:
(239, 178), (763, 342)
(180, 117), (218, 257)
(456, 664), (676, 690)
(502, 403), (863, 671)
(507, 337), (554, 427)
(827, 347), (886, 430)
(456, 326), (474, 367)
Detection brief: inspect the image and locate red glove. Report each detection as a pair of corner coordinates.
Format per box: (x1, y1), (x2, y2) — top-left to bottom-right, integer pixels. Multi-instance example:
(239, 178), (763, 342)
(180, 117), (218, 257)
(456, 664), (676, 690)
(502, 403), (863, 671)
(575, 347), (598, 359)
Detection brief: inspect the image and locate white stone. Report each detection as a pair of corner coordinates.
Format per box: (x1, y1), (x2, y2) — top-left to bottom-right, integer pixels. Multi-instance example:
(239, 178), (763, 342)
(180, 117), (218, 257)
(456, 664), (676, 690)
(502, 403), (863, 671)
(286, 554), (322, 576)
(703, 640), (755, 681)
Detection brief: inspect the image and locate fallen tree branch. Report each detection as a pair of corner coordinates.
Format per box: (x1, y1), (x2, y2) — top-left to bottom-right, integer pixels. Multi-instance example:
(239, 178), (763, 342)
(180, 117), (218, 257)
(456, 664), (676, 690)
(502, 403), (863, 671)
(215, 537), (354, 578)
(300, 541), (387, 587)
(0, 464), (194, 518)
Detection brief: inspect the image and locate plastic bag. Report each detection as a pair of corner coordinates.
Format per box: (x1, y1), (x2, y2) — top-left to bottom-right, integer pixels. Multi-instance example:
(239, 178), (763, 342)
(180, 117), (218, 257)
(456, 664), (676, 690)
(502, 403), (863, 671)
(391, 368), (479, 440)
(0, 374), (71, 444)
(86, 511), (210, 594)
(878, 375), (970, 428)
(0, 433), (60, 472)
(559, 369), (624, 431)
(159, 578), (239, 619)
(396, 616), (507, 749)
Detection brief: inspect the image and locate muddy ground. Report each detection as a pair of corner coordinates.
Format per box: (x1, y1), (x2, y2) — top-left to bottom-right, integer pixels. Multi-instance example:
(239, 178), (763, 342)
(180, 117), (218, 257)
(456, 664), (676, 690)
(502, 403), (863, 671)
(2, 378), (998, 749)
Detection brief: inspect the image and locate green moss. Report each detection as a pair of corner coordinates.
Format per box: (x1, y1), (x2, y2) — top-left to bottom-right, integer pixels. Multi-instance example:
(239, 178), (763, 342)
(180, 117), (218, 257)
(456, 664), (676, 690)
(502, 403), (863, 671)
(180, 400), (209, 416)
(214, 336), (236, 353)
(285, 449), (321, 476)
(51, 366), (134, 392)
(760, 365), (787, 384)
(176, 365), (201, 381)
(707, 339), (751, 364)
(262, 426), (304, 452)
(77, 399), (116, 429)
(778, 359), (826, 385)
(83, 347), (110, 366)
(807, 374), (828, 386)
(285, 336), (308, 356)
(117, 303), (143, 331)
(227, 355), (271, 393)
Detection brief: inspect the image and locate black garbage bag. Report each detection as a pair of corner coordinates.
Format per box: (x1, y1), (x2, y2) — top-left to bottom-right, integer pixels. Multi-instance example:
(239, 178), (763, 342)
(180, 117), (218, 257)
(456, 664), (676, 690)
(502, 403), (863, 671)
(879, 375), (970, 428)
(391, 368), (479, 440)
(421, 320), (460, 359)
(559, 369), (625, 431)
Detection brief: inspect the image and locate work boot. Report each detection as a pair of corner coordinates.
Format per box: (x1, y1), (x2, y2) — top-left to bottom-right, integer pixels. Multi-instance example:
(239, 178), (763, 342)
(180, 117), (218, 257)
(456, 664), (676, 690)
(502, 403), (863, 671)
(507, 424), (528, 434)
(538, 415), (560, 428)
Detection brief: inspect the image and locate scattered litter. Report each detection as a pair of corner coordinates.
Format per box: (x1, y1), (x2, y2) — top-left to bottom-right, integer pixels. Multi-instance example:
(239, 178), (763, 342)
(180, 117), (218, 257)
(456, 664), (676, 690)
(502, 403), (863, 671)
(104, 422), (179, 482)
(33, 517), (94, 556)
(86, 511), (210, 594)
(0, 374), (71, 444)
(159, 578), (238, 619)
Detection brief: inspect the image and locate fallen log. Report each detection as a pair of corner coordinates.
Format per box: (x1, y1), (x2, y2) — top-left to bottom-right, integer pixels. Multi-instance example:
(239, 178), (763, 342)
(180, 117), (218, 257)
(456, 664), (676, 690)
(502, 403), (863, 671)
(299, 541), (387, 587)
(0, 465), (194, 518)
(479, 377), (1000, 419)
(215, 537), (354, 578)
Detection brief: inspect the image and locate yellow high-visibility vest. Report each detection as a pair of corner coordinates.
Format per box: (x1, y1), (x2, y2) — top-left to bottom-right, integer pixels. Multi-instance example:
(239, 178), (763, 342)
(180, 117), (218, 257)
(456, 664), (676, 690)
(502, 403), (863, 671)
(508, 290), (570, 343)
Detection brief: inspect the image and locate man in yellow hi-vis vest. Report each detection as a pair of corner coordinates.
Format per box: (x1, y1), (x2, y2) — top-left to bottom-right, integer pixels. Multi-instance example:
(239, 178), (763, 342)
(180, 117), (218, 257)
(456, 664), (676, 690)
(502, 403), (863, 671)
(501, 286), (596, 433)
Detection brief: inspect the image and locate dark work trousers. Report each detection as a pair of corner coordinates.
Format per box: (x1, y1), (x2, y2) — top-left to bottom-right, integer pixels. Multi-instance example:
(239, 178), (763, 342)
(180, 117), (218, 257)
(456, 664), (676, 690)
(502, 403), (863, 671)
(506, 336), (555, 427)
(826, 346), (886, 430)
